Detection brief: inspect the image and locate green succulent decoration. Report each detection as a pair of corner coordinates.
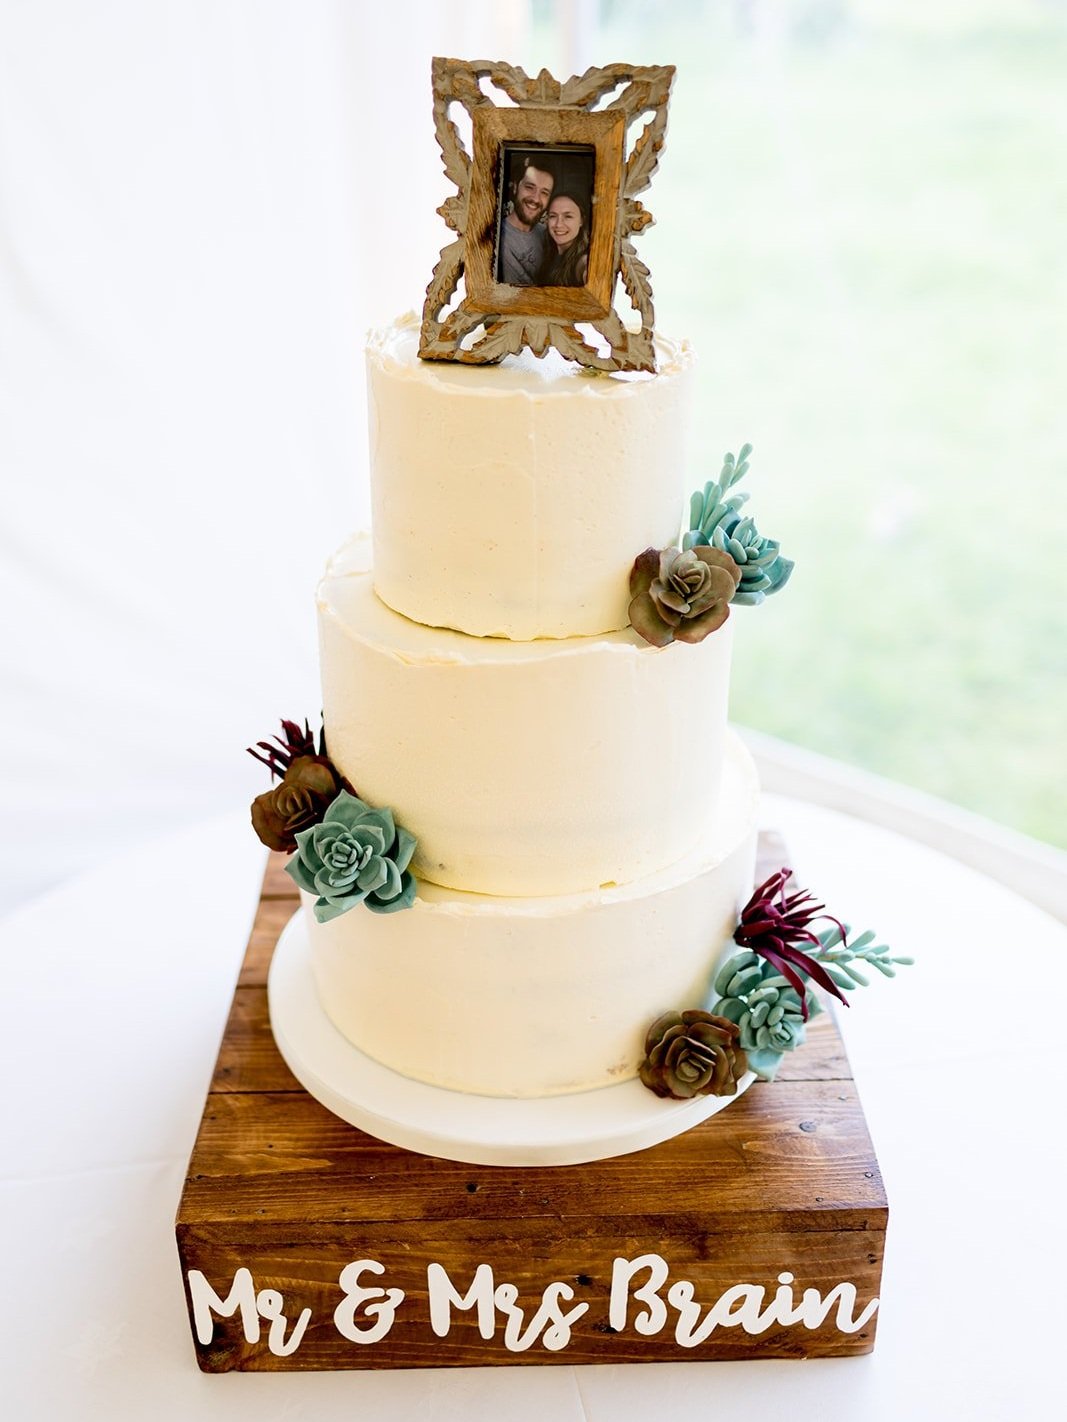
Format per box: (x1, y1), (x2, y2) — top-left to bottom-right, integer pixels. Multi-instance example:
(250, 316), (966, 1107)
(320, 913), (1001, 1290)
(286, 791), (418, 922)
(712, 951), (820, 1081)
(683, 444), (794, 606)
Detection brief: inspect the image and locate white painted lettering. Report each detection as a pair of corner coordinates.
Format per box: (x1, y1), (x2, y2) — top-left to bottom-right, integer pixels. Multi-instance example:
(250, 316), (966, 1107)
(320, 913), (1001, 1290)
(609, 1254), (670, 1335)
(796, 1282), (879, 1334)
(493, 1280), (589, 1353)
(333, 1259), (405, 1344)
(427, 1262), (497, 1339)
(608, 1258), (877, 1347)
(189, 1267), (261, 1345)
(756, 1272), (802, 1328)
(255, 1287), (312, 1356)
(188, 1255), (878, 1359)
(187, 1268), (311, 1357)
(667, 1280), (770, 1347)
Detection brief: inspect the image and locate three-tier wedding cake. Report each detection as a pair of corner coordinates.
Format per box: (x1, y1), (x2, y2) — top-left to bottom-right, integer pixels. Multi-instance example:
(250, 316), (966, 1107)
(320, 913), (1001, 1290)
(299, 314), (760, 1099)
(247, 56), (822, 1156)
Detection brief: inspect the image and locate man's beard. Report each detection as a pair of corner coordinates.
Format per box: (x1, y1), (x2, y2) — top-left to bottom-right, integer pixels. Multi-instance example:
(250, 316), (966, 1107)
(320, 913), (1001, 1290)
(517, 197), (544, 226)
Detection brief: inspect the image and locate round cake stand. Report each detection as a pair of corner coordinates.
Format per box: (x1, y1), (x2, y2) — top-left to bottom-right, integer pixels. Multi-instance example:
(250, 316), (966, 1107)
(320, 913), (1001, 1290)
(267, 910), (754, 1168)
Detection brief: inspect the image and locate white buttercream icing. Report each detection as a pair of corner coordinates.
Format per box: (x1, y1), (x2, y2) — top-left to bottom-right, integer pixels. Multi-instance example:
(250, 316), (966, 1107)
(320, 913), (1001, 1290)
(307, 732), (759, 1097)
(318, 535), (735, 899)
(366, 314), (695, 641)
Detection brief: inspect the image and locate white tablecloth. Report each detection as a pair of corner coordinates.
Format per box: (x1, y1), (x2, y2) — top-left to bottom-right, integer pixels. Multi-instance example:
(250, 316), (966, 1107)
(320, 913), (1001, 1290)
(2, 794), (1062, 1420)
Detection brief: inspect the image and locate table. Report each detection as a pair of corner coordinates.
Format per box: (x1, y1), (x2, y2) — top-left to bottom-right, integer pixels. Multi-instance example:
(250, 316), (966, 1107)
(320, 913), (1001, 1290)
(2, 796), (1063, 1419)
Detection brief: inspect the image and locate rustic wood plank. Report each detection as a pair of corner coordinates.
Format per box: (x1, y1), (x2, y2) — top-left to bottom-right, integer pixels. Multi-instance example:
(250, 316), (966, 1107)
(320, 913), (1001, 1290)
(773, 1013), (853, 1080)
(181, 1077), (884, 1234)
(261, 851), (298, 900)
(210, 988), (302, 1094)
(238, 897), (296, 987)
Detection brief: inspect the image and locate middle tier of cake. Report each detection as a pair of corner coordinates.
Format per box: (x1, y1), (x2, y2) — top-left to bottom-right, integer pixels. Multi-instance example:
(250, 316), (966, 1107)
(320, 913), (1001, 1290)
(305, 729), (759, 1098)
(318, 534), (736, 898)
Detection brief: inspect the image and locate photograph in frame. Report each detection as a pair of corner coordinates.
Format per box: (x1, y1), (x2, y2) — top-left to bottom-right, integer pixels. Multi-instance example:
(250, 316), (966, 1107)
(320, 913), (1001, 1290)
(495, 145), (596, 290)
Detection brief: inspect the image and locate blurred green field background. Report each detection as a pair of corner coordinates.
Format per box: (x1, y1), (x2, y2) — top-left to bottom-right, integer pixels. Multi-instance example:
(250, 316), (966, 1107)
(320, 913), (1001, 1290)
(551, 0), (1067, 846)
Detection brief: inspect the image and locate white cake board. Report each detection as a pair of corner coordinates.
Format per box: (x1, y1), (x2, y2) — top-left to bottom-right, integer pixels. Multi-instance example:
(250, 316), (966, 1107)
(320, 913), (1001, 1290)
(267, 911), (753, 1167)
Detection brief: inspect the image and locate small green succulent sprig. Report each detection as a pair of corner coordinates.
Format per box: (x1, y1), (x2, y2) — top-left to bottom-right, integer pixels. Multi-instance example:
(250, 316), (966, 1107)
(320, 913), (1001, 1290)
(806, 922), (915, 991)
(683, 444), (794, 606)
(683, 445), (752, 551)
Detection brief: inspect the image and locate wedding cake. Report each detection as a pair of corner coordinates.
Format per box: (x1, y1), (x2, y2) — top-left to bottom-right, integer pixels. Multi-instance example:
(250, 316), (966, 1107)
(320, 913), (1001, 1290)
(271, 314), (756, 1099)
(243, 56), (911, 1175)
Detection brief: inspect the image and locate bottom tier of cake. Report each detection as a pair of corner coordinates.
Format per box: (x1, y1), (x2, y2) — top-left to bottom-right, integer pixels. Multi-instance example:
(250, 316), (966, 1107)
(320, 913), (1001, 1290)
(303, 731), (759, 1098)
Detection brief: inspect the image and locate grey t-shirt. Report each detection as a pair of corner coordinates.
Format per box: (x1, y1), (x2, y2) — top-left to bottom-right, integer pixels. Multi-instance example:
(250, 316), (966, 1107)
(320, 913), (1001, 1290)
(499, 218), (547, 286)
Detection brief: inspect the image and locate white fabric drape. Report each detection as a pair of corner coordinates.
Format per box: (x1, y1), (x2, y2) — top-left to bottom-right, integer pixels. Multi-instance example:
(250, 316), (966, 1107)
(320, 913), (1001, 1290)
(0, 1), (528, 912)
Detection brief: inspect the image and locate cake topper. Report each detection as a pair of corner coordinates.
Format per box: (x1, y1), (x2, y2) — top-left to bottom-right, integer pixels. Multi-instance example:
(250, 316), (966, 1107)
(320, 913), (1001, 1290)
(419, 57), (674, 373)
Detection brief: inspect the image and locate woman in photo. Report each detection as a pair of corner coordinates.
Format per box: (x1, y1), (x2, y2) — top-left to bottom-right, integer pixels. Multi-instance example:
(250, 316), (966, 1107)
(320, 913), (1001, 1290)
(537, 189), (591, 287)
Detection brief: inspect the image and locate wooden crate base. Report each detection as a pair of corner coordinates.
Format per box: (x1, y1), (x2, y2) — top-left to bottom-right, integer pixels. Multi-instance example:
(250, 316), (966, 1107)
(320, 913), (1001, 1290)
(176, 844), (887, 1372)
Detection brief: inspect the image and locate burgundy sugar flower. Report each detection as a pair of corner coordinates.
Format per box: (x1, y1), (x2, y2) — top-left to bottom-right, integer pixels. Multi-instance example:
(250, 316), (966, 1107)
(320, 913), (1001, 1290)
(248, 718), (324, 780)
(628, 545), (741, 648)
(733, 867), (851, 1019)
(639, 1010), (748, 1100)
(247, 717), (353, 854)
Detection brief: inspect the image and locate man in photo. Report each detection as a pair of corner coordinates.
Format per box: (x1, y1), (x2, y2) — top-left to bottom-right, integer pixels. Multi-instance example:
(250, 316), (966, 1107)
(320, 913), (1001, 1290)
(498, 156), (555, 286)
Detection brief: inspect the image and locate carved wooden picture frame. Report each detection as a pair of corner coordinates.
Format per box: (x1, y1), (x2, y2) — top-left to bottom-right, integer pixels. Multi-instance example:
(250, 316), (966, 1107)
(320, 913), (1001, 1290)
(419, 58), (674, 373)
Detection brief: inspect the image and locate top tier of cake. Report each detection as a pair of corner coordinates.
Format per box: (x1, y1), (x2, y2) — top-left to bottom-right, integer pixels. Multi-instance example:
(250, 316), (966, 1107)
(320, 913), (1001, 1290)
(367, 314), (695, 641)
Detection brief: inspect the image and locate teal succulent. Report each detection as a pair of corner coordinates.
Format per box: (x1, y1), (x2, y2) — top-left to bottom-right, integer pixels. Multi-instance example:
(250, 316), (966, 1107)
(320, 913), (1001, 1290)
(712, 516), (793, 605)
(712, 950), (820, 1080)
(683, 444), (794, 606)
(286, 791), (417, 922)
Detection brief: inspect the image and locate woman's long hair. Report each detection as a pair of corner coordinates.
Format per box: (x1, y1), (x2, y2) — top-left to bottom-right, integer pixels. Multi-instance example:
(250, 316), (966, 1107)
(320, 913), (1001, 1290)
(537, 190), (591, 288)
